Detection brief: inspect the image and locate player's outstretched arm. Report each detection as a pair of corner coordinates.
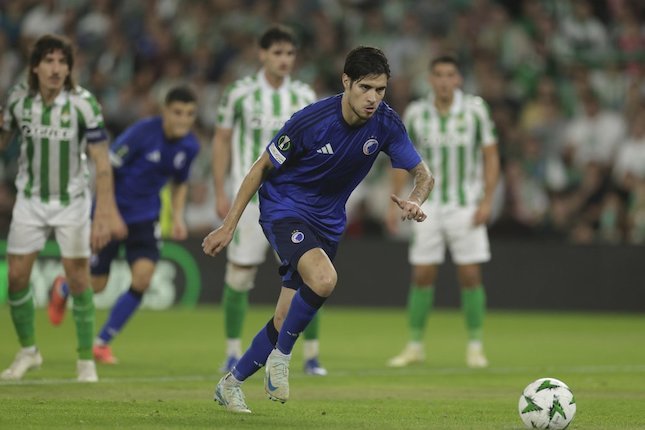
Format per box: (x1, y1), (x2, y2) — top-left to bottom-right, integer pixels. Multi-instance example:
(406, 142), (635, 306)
(170, 182), (189, 240)
(212, 127), (233, 219)
(202, 151), (274, 256)
(385, 167), (409, 234)
(473, 143), (499, 226)
(390, 161), (434, 222)
(88, 141), (123, 252)
(0, 106), (15, 152)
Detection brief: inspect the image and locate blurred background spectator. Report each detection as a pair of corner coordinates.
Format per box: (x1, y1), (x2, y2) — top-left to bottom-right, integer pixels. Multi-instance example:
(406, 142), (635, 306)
(1, 0), (644, 244)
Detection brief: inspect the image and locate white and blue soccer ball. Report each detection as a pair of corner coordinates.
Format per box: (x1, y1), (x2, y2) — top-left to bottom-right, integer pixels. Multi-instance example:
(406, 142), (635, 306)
(518, 377), (576, 429)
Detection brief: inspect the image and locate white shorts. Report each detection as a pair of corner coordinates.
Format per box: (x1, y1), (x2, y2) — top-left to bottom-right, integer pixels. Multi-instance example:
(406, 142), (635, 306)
(226, 203), (271, 266)
(7, 194), (91, 258)
(409, 204), (490, 265)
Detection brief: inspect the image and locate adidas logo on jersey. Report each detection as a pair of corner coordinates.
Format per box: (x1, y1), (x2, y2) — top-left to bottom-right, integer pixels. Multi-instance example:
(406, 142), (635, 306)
(146, 150), (161, 162)
(316, 143), (334, 155)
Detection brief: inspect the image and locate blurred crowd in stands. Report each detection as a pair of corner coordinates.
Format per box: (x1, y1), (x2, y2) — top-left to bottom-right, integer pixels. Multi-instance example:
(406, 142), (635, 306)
(1, 0), (644, 244)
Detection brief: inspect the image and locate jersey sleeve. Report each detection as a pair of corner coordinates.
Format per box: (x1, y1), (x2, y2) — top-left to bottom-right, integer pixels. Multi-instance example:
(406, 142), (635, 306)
(401, 103), (419, 147)
(216, 81), (241, 129)
(3, 96), (15, 133)
(473, 97), (497, 147)
(76, 88), (107, 144)
(172, 138), (200, 183)
(110, 121), (143, 169)
(3, 83), (26, 133)
(382, 113), (422, 170)
(299, 83), (317, 106)
(265, 112), (305, 170)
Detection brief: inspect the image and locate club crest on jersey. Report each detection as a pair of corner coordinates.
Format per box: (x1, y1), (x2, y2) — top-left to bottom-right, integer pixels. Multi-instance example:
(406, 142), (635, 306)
(174, 151), (186, 169)
(363, 138), (379, 155)
(277, 135), (291, 151)
(291, 230), (305, 243)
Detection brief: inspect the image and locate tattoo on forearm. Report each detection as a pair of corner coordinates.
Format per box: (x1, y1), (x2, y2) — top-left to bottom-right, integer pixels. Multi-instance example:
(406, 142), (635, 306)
(409, 163), (433, 204)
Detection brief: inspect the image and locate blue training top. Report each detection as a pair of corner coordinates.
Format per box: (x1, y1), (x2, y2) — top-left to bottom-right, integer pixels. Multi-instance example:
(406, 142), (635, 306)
(260, 94), (421, 242)
(109, 117), (200, 224)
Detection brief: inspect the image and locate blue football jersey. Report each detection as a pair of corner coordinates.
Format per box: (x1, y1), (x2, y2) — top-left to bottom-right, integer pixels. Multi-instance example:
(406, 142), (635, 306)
(109, 117), (200, 224)
(260, 94), (421, 241)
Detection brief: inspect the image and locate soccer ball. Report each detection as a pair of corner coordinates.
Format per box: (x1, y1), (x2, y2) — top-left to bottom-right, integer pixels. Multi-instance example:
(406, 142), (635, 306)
(518, 377), (576, 429)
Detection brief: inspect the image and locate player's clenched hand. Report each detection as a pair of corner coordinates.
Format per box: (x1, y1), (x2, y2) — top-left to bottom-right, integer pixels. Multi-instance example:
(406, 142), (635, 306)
(110, 209), (128, 240)
(202, 226), (234, 256)
(473, 200), (492, 226)
(390, 194), (427, 222)
(90, 218), (111, 253)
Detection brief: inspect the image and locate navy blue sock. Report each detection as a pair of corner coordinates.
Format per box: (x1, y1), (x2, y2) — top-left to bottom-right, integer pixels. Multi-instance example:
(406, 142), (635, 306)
(276, 286), (326, 355)
(231, 318), (278, 381)
(97, 287), (143, 344)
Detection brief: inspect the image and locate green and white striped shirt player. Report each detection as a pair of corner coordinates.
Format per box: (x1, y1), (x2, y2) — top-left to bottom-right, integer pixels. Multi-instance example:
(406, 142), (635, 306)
(2, 83), (106, 205)
(216, 69), (315, 199)
(403, 90), (497, 207)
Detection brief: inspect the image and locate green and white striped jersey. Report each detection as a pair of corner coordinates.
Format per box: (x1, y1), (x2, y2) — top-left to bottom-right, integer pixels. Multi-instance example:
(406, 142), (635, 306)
(403, 90), (497, 207)
(3, 83), (106, 205)
(217, 69), (315, 192)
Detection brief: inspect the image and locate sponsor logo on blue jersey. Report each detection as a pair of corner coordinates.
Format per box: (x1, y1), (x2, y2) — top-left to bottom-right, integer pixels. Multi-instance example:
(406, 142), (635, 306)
(363, 138), (378, 155)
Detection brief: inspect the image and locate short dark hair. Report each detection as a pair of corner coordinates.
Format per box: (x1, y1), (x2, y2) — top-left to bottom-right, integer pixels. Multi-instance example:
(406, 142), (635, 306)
(29, 34), (75, 93)
(343, 46), (391, 82)
(430, 55), (460, 71)
(259, 25), (297, 50)
(165, 86), (197, 105)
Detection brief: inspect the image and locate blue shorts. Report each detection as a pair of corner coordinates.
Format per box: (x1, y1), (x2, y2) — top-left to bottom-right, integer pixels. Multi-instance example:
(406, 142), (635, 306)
(90, 220), (161, 275)
(261, 218), (338, 290)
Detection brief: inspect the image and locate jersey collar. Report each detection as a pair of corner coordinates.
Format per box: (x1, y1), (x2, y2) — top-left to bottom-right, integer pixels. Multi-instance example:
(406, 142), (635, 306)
(429, 89), (464, 115)
(34, 89), (68, 106)
(258, 68), (291, 92)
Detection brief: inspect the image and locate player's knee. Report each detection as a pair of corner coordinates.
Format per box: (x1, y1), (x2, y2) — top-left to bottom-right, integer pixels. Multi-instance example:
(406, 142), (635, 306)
(130, 261), (156, 291)
(225, 263), (257, 293)
(7, 267), (29, 291)
(130, 278), (152, 292)
(273, 312), (286, 331)
(457, 264), (482, 287)
(91, 276), (109, 293)
(308, 270), (337, 297)
(412, 265), (438, 285)
(65, 272), (90, 295)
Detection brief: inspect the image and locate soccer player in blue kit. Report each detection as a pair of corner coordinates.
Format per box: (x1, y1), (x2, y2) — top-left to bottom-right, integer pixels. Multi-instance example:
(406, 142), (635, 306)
(202, 46), (434, 413)
(48, 86), (200, 364)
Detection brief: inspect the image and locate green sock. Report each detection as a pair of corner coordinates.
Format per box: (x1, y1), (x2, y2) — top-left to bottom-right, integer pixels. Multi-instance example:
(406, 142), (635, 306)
(72, 288), (95, 360)
(408, 285), (434, 342)
(8, 287), (36, 347)
(303, 311), (320, 340)
(462, 285), (486, 341)
(222, 285), (248, 339)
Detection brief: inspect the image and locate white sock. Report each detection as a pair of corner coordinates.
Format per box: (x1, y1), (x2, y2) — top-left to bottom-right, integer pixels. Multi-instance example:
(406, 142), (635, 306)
(226, 338), (242, 357)
(407, 341), (423, 350)
(468, 340), (483, 349)
(22, 346), (37, 354)
(226, 372), (243, 386)
(303, 340), (319, 360)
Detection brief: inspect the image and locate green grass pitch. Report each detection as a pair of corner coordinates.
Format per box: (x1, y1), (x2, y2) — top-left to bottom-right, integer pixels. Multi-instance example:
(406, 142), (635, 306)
(1, 306), (644, 429)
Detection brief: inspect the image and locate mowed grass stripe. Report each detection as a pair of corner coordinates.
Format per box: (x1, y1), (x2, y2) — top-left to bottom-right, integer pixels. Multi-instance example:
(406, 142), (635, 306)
(1, 306), (644, 429)
(2, 363), (645, 387)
